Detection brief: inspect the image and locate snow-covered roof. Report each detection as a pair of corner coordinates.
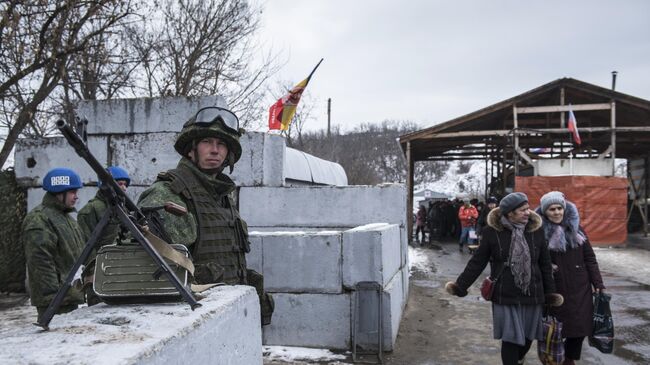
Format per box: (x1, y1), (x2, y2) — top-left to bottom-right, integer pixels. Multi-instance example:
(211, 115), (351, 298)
(284, 147), (347, 186)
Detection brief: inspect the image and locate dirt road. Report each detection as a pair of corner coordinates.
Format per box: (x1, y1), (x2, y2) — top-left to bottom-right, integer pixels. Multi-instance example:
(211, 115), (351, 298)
(383, 242), (650, 365)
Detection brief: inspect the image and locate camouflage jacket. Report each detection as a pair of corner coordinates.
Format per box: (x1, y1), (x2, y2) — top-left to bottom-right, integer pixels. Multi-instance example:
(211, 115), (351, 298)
(77, 191), (123, 248)
(22, 193), (85, 308)
(137, 158), (238, 248)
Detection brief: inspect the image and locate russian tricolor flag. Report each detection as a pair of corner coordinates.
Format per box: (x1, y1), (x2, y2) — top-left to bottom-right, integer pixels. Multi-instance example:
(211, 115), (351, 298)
(567, 106), (581, 145)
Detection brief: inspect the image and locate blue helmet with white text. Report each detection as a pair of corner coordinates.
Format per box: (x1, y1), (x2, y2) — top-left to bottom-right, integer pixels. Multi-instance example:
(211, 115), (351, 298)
(42, 168), (83, 193)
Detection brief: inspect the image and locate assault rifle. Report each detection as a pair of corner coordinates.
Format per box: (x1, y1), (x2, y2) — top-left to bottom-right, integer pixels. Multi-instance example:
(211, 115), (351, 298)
(35, 118), (201, 330)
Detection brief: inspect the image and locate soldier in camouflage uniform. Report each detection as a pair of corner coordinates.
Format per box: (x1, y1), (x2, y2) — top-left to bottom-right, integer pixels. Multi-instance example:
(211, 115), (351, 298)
(138, 106), (274, 325)
(77, 166), (131, 305)
(22, 168), (85, 320)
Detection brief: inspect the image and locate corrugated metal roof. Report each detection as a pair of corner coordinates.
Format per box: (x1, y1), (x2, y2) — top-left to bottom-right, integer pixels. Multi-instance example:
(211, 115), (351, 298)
(284, 147), (347, 186)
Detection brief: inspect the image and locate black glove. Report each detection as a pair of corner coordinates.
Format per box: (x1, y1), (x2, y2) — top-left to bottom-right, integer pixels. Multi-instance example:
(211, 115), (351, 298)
(545, 293), (564, 307)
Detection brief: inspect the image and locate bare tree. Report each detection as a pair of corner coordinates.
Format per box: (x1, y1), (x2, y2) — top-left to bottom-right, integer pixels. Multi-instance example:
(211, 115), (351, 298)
(0, 0), (135, 167)
(128, 0), (280, 128)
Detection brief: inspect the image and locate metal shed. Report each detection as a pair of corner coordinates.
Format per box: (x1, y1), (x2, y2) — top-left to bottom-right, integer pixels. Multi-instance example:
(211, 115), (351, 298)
(399, 77), (650, 240)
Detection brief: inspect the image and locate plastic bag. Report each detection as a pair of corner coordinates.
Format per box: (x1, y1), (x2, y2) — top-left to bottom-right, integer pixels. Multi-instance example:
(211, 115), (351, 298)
(589, 292), (614, 353)
(537, 315), (564, 365)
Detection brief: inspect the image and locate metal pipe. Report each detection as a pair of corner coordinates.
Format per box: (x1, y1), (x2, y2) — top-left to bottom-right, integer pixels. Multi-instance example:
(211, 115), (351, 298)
(612, 71), (618, 91)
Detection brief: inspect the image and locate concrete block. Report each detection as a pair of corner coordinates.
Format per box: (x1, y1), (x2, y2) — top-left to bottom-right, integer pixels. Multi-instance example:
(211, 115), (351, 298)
(1, 286), (262, 365)
(239, 184), (406, 228)
(109, 133), (177, 186)
(252, 231), (342, 293)
(78, 95), (227, 134)
(400, 226), (409, 269)
(263, 293), (351, 349)
(108, 131), (285, 187)
(401, 262), (410, 310)
(15, 136), (108, 187)
(246, 234), (263, 274)
(382, 269), (404, 351)
(229, 132), (285, 187)
(342, 223), (401, 289)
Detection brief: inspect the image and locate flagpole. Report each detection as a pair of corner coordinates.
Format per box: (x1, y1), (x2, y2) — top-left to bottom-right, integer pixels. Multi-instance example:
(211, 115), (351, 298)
(306, 58), (324, 82)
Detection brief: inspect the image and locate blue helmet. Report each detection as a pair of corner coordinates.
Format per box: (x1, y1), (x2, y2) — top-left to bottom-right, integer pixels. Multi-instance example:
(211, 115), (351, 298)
(107, 166), (130, 186)
(42, 168), (83, 193)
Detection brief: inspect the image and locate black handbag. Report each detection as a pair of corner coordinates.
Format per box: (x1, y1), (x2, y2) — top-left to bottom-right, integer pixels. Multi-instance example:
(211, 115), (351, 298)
(588, 292), (614, 353)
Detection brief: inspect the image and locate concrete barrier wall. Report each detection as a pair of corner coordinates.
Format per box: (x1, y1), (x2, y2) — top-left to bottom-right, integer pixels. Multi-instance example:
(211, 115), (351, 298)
(249, 223), (408, 351)
(239, 184), (406, 228)
(1, 286), (262, 365)
(77, 95), (227, 134)
(16, 132), (285, 190)
(342, 223), (401, 289)
(15, 136), (108, 186)
(263, 293), (351, 349)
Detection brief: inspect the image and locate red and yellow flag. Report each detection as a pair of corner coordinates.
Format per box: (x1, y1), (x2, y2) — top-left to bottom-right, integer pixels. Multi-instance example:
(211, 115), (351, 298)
(268, 59), (323, 131)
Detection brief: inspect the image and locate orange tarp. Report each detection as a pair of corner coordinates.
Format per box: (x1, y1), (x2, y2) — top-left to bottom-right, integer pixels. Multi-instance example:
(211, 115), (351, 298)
(515, 176), (628, 245)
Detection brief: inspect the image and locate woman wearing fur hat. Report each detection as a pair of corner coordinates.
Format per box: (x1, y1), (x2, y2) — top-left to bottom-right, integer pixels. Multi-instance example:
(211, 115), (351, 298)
(536, 191), (606, 365)
(445, 192), (563, 365)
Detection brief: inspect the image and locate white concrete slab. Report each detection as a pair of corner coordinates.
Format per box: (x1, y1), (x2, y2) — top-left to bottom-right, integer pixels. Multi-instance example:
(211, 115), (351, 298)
(78, 96), (227, 134)
(262, 293), (351, 349)
(229, 132), (285, 187)
(239, 184), (406, 228)
(109, 132), (284, 187)
(109, 133), (177, 186)
(252, 231), (343, 293)
(15, 136), (108, 187)
(342, 223), (401, 289)
(382, 269), (405, 351)
(0, 286), (262, 365)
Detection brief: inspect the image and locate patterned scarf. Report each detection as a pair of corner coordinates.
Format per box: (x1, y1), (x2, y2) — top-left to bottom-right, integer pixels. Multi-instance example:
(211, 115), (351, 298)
(500, 215), (531, 295)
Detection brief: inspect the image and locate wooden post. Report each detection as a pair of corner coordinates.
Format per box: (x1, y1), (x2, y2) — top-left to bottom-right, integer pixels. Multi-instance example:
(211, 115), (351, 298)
(643, 155), (650, 237)
(406, 141), (414, 243)
(560, 88), (566, 128)
(327, 98), (331, 138)
(484, 143), (489, 200)
(611, 101), (616, 175)
(513, 106), (519, 176)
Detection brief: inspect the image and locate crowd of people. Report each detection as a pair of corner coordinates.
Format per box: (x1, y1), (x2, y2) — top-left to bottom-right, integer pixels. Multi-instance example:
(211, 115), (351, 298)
(415, 195), (499, 252)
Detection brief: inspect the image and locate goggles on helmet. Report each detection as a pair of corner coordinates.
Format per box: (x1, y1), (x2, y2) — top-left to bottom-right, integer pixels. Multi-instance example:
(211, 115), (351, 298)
(185, 107), (239, 134)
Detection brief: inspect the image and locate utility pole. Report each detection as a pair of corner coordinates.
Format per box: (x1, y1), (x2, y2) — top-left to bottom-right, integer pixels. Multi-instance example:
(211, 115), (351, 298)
(327, 98), (331, 138)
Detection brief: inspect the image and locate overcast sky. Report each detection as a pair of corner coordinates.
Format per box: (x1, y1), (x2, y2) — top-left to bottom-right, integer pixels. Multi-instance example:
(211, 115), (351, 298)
(256, 0), (650, 132)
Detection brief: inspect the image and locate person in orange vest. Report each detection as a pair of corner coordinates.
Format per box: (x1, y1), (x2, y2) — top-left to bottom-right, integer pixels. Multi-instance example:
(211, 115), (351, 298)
(458, 198), (479, 252)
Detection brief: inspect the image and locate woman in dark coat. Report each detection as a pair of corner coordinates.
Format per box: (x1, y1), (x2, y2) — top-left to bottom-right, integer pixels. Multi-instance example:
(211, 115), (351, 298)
(445, 192), (563, 365)
(537, 191), (606, 365)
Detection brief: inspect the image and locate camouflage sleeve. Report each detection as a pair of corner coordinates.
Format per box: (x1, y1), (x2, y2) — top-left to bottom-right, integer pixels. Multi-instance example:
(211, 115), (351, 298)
(76, 202), (98, 242)
(23, 215), (62, 305)
(137, 181), (197, 247)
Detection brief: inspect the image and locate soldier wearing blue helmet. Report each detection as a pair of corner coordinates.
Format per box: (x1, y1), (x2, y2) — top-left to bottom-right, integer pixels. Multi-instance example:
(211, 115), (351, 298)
(22, 168), (85, 319)
(77, 166), (131, 305)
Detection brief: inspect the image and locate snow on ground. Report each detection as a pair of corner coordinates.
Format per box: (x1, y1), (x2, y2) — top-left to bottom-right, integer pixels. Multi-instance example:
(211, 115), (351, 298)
(594, 247), (650, 286)
(408, 246), (432, 275)
(263, 346), (348, 363)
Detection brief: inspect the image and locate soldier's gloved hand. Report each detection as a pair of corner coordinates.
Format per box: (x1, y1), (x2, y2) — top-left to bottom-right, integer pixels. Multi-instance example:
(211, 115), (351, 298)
(194, 263), (224, 284)
(445, 281), (468, 297)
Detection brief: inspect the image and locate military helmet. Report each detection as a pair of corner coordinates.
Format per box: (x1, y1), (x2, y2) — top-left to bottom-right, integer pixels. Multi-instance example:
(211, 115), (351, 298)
(174, 106), (242, 163)
(43, 167), (83, 193)
(99, 166), (130, 187)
